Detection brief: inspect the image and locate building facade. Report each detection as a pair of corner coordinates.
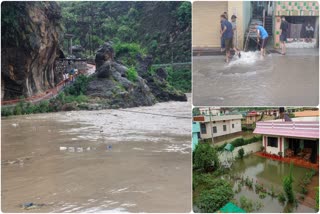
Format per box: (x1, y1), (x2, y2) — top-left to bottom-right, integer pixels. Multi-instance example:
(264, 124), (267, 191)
(254, 120), (319, 163)
(193, 1), (252, 49)
(273, 1), (319, 48)
(193, 114), (243, 141)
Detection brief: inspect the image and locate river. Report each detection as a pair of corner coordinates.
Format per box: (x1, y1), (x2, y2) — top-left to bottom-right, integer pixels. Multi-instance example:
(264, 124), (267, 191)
(1, 96), (192, 212)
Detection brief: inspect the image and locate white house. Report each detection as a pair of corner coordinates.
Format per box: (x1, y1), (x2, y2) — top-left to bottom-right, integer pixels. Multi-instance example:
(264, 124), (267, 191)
(199, 107), (231, 116)
(193, 114), (243, 141)
(254, 117), (319, 163)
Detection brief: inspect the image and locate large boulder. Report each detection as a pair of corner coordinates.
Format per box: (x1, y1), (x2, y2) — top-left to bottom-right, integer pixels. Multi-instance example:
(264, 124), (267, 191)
(95, 42), (115, 68)
(1, 2), (63, 100)
(87, 42), (156, 108)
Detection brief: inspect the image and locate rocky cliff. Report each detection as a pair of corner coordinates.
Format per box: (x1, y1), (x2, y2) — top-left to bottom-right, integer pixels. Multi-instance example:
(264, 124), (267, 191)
(1, 2), (63, 100)
(85, 42), (186, 109)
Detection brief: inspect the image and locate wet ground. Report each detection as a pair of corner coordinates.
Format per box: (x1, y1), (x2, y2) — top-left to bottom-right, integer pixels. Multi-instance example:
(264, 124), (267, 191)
(1, 97), (191, 212)
(225, 155), (317, 213)
(193, 49), (319, 106)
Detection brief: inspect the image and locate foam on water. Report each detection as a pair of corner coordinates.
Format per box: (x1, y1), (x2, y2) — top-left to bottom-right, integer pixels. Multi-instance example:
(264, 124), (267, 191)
(226, 51), (261, 67)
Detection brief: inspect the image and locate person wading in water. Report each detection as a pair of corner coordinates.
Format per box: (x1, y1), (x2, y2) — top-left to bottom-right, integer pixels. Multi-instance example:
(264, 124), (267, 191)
(220, 14), (233, 63)
(280, 16), (289, 55)
(255, 23), (269, 57)
(231, 15), (241, 58)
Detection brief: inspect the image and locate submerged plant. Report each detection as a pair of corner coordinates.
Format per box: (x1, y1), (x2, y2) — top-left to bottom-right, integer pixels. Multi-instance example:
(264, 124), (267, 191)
(283, 162), (295, 203)
(278, 192), (286, 204)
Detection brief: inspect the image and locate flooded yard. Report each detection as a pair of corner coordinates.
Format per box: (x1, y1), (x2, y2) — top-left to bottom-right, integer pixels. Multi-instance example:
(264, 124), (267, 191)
(193, 49), (319, 106)
(1, 98), (191, 212)
(224, 155), (317, 213)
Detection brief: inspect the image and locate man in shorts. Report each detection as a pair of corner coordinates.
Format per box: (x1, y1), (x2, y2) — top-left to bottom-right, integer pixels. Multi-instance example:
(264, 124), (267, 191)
(255, 23), (268, 56)
(305, 23), (314, 43)
(220, 14), (233, 63)
(280, 16), (289, 55)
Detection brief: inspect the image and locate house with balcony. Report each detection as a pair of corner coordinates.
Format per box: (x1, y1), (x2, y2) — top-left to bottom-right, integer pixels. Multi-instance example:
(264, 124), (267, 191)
(193, 114), (243, 143)
(254, 119), (319, 164)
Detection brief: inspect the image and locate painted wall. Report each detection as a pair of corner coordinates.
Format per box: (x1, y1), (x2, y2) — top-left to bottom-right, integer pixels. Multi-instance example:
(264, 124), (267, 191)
(273, 1), (319, 48)
(192, 122), (200, 151)
(200, 119), (242, 139)
(263, 135), (284, 155)
(193, 1), (250, 49)
(193, 1), (228, 48)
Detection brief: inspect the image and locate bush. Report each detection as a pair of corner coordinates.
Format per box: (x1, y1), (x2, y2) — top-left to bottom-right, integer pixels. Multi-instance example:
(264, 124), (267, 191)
(238, 196), (263, 212)
(64, 74), (91, 96)
(127, 66), (138, 82)
(195, 179), (234, 212)
(238, 148), (245, 159)
(193, 143), (220, 172)
(1, 107), (13, 116)
(283, 162), (295, 203)
(278, 192), (286, 203)
(166, 67), (191, 93)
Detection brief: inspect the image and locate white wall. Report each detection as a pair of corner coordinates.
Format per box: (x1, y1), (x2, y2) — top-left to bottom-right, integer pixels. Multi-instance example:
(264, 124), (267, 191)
(263, 135), (285, 155)
(200, 119), (242, 139)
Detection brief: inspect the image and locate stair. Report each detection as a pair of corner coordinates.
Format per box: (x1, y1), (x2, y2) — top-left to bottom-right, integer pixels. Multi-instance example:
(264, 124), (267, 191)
(264, 16), (273, 35)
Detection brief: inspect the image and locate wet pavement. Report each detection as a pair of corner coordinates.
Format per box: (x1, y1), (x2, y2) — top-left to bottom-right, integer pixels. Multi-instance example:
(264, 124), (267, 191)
(193, 49), (319, 106)
(1, 97), (191, 212)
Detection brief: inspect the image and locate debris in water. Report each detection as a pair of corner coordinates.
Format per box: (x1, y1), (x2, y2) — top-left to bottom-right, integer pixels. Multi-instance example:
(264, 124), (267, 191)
(68, 147), (75, 152)
(60, 147), (67, 151)
(77, 147), (84, 152)
(21, 202), (45, 210)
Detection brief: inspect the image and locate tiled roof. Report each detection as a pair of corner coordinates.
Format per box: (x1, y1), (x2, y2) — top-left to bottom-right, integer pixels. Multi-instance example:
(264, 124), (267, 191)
(254, 121), (319, 139)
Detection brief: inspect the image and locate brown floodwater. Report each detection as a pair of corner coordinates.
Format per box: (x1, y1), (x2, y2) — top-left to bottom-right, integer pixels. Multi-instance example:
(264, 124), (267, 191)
(1, 97), (191, 213)
(193, 49), (319, 106)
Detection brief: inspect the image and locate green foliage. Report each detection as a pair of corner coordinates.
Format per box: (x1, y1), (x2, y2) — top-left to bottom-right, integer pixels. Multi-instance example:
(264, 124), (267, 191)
(238, 148), (245, 159)
(193, 143), (220, 172)
(193, 107), (200, 116)
(176, 2), (191, 28)
(278, 192), (286, 203)
(238, 196), (263, 212)
(127, 66), (138, 82)
(166, 66), (191, 93)
(283, 162), (295, 203)
(195, 179), (234, 212)
(1, 107), (13, 116)
(114, 42), (146, 67)
(217, 135), (262, 151)
(64, 74), (91, 96)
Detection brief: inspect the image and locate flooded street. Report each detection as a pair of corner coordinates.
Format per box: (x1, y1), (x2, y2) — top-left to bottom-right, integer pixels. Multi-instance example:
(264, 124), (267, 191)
(1, 97), (191, 212)
(193, 49), (319, 106)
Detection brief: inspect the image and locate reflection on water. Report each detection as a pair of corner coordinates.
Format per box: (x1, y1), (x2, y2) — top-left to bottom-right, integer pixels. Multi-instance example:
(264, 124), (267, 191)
(1, 99), (191, 212)
(226, 155), (315, 213)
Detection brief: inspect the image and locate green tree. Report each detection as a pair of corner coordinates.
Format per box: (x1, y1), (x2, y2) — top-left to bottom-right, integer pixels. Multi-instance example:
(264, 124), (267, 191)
(193, 143), (220, 172)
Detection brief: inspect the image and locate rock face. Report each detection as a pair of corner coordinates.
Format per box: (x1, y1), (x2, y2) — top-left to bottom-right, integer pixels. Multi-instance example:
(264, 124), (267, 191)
(86, 42), (156, 108)
(86, 42), (186, 108)
(1, 2), (63, 100)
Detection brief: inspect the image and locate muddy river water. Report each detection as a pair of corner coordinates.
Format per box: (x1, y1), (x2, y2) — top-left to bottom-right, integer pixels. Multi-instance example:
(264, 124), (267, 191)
(193, 49), (319, 106)
(1, 98), (191, 212)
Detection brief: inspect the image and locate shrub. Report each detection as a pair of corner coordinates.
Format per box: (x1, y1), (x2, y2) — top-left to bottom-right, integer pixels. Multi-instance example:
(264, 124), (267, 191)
(278, 192), (286, 203)
(238, 148), (245, 159)
(65, 74), (91, 96)
(127, 66), (138, 82)
(193, 143), (220, 172)
(195, 179), (234, 212)
(238, 196), (263, 212)
(283, 162), (295, 203)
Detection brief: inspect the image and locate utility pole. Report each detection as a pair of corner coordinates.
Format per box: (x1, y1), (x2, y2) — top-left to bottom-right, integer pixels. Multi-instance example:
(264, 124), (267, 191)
(209, 107), (214, 144)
